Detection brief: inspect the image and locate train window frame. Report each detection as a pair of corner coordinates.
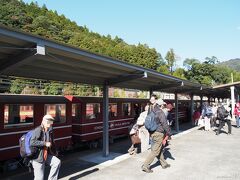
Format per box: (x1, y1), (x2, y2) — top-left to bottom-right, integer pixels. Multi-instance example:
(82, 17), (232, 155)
(4, 104), (34, 129)
(140, 103), (147, 113)
(86, 103), (100, 120)
(109, 103), (117, 118)
(72, 103), (81, 121)
(44, 104), (66, 124)
(122, 103), (131, 116)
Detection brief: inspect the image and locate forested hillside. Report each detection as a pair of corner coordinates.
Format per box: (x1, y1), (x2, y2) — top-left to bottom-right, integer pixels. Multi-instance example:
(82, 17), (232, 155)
(0, 0), (161, 70)
(219, 59), (240, 72)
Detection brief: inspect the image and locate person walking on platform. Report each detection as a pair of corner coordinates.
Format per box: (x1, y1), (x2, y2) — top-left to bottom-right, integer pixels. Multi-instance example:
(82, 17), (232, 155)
(234, 102), (240, 128)
(128, 104), (150, 155)
(193, 107), (201, 126)
(216, 104), (232, 135)
(211, 103), (218, 128)
(30, 115), (61, 180)
(141, 95), (171, 173)
(200, 102), (212, 131)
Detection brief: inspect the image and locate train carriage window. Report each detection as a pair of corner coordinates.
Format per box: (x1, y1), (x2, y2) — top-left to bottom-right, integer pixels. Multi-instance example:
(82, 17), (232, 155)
(44, 104), (66, 123)
(109, 103), (117, 117)
(86, 103), (100, 120)
(122, 103), (131, 116)
(72, 103), (81, 120)
(140, 103), (146, 112)
(4, 104), (34, 128)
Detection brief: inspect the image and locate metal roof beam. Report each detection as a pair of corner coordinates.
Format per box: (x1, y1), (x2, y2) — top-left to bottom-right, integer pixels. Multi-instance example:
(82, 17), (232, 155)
(174, 86), (204, 95)
(0, 48), (36, 73)
(0, 43), (46, 73)
(150, 81), (183, 91)
(106, 71), (147, 86)
(45, 53), (127, 76)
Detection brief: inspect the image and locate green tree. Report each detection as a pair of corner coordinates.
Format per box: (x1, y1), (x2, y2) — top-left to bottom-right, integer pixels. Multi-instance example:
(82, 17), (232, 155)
(157, 65), (170, 74)
(233, 71), (240, 82)
(44, 82), (63, 95)
(183, 58), (200, 70)
(173, 68), (186, 79)
(211, 66), (233, 85)
(184, 59), (236, 85)
(10, 79), (26, 94)
(184, 62), (213, 85)
(63, 83), (75, 95)
(113, 89), (120, 98)
(165, 48), (176, 75)
(204, 56), (219, 64)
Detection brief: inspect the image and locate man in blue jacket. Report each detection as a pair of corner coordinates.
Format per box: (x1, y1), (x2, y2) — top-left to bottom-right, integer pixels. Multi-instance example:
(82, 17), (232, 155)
(30, 114), (61, 180)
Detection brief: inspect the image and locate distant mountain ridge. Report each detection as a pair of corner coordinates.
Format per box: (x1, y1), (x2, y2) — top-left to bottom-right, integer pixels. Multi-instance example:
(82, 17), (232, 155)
(219, 58), (240, 72)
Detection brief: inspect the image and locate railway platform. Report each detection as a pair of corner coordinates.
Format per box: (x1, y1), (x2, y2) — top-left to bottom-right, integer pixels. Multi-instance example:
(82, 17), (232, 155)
(2, 123), (240, 180)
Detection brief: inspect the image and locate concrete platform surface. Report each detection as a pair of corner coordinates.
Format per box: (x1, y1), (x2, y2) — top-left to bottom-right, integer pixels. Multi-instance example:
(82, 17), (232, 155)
(3, 125), (240, 180)
(63, 126), (240, 180)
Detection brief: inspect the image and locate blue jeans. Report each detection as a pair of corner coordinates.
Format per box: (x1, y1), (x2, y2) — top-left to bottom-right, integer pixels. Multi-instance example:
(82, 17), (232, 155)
(236, 116), (240, 128)
(31, 155), (61, 180)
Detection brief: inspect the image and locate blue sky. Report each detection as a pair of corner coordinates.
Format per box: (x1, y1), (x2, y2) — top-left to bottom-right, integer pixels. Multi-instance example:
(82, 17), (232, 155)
(23, 0), (240, 66)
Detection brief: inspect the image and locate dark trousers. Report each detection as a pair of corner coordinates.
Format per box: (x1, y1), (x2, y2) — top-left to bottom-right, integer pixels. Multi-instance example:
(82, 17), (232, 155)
(211, 116), (217, 127)
(216, 119), (231, 135)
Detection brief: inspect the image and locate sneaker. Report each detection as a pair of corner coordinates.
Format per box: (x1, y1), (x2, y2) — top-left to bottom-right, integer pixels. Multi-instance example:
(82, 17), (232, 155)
(141, 165), (153, 173)
(162, 164), (171, 169)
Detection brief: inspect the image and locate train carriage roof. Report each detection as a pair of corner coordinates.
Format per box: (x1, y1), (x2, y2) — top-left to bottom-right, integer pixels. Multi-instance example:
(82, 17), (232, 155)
(65, 95), (148, 103)
(0, 25), (237, 98)
(0, 94), (69, 103)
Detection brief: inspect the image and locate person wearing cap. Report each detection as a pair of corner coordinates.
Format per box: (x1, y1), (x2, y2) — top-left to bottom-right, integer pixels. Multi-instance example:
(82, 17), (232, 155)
(30, 114), (61, 180)
(141, 94), (171, 173)
(162, 102), (174, 127)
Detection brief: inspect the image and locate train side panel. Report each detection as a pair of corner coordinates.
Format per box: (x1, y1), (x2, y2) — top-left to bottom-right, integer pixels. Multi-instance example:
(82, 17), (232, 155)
(71, 97), (147, 144)
(0, 95), (72, 161)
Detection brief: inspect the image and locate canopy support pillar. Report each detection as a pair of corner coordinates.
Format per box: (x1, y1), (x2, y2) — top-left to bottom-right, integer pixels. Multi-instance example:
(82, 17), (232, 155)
(175, 92), (179, 132)
(230, 86), (235, 121)
(190, 94), (194, 126)
(103, 83), (109, 157)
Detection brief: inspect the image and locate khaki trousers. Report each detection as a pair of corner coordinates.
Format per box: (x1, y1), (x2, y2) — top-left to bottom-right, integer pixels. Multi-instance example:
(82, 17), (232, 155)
(143, 131), (167, 168)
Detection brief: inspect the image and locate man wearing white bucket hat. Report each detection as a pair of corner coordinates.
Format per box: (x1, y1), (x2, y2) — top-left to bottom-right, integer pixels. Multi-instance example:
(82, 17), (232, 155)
(30, 114), (61, 180)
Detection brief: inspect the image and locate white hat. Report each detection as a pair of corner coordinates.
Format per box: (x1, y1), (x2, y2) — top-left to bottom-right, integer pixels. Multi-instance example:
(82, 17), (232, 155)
(43, 114), (54, 123)
(156, 99), (166, 106)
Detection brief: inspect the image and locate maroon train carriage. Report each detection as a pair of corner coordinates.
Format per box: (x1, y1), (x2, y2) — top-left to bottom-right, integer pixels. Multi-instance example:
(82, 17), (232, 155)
(0, 94), (72, 163)
(168, 100), (191, 124)
(66, 96), (190, 147)
(0, 94), (190, 170)
(0, 94), (148, 165)
(65, 96), (148, 147)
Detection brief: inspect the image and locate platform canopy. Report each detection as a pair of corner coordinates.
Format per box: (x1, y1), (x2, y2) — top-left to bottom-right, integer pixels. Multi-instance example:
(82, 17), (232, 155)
(212, 81), (240, 99)
(0, 25), (215, 96)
